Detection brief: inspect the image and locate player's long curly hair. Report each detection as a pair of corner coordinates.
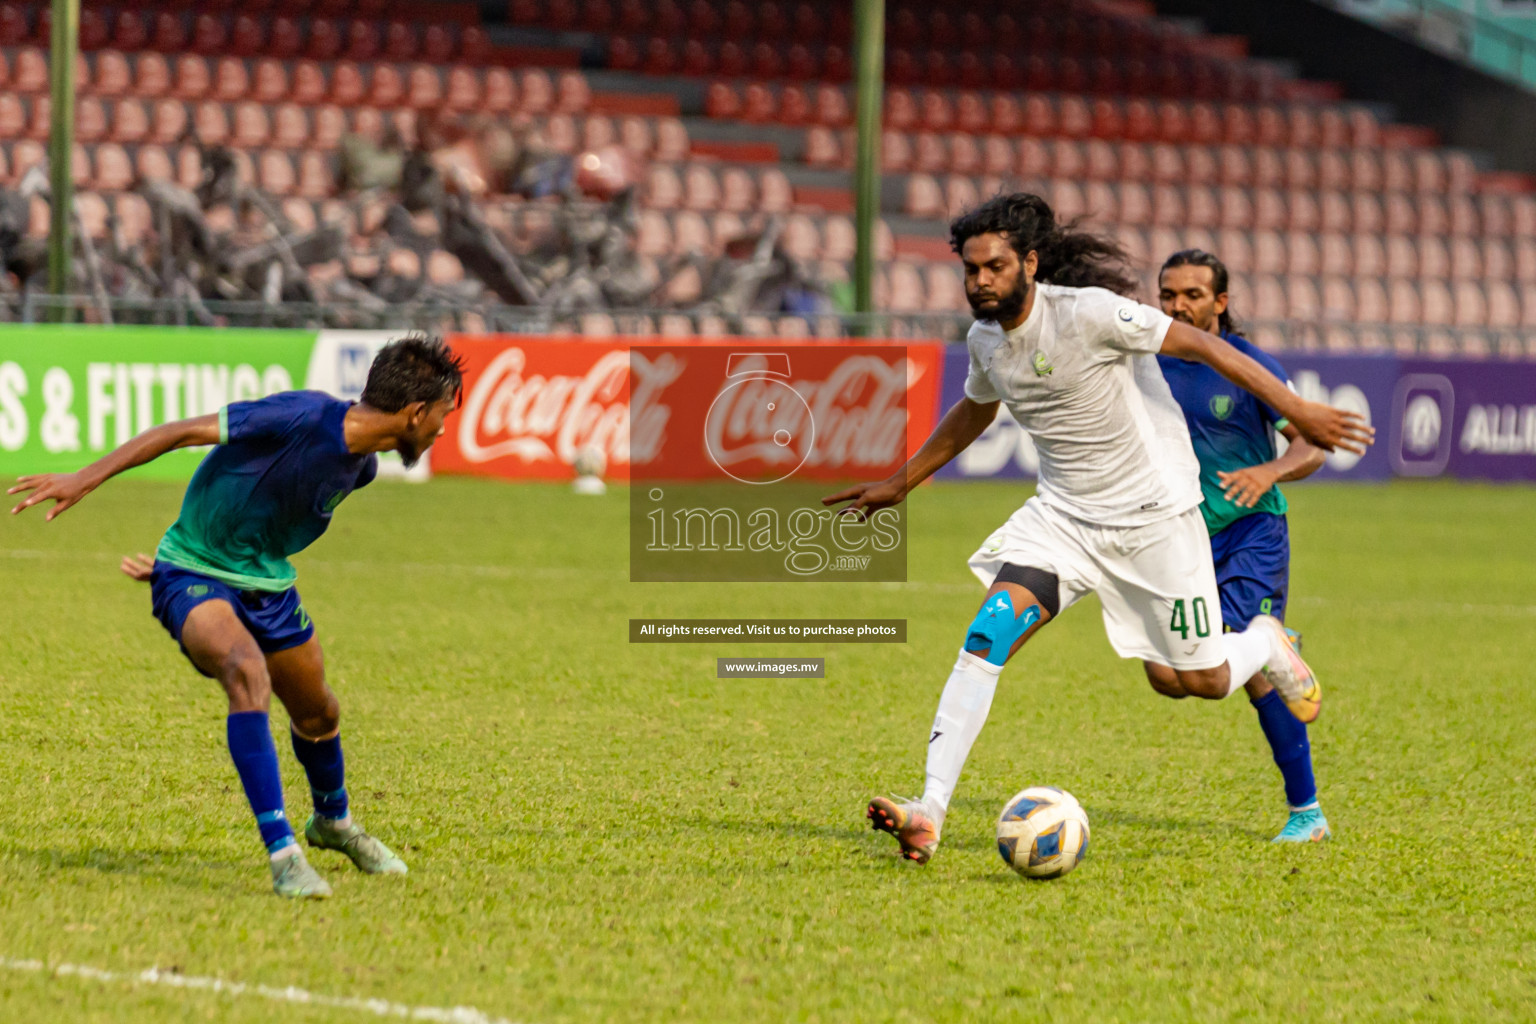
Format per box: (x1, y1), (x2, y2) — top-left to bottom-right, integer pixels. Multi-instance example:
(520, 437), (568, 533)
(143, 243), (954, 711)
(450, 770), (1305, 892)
(949, 193), (1139, 299)
(1160, 248), (1240, 335)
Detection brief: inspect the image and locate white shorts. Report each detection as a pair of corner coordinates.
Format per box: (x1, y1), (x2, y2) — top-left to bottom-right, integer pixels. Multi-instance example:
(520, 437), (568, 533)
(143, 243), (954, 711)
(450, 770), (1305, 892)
(967, 498), (1226, 671)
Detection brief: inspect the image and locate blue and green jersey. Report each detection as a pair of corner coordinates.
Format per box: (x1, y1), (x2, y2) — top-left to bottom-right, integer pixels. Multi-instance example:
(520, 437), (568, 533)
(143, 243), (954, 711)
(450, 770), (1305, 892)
(1156, 332), (1290, 536)
(156, 391), (378, 592)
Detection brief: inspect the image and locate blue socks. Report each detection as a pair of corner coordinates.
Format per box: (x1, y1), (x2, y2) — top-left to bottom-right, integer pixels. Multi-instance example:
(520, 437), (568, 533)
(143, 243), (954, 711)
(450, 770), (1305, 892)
(226, 711), (295, 856)
(290, 729), (349, 821)
(1251, 690), (1318, 809)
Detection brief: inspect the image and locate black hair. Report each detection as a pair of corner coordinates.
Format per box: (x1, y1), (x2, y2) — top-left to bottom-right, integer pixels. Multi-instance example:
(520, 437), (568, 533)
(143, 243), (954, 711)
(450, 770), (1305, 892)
(949, 192), (1139, 298)
(1159, 249), (1239, 335)
(360, 334), (465, 413)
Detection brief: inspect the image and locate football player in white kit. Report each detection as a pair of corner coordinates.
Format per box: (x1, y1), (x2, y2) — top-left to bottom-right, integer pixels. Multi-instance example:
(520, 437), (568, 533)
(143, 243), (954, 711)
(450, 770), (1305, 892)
(824, 194), (1374, 864)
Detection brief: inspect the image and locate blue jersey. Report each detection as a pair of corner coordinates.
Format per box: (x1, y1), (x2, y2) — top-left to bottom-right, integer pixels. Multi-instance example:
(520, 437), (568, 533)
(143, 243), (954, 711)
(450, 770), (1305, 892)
(156, 391), (378, 592)
(1157, 332), (1289, 535)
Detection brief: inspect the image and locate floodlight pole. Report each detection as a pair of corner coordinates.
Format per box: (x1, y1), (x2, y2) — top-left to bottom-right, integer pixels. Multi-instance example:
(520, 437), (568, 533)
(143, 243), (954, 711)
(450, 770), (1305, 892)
(852, 0), (884, 319)
(47, 0), (80, 320)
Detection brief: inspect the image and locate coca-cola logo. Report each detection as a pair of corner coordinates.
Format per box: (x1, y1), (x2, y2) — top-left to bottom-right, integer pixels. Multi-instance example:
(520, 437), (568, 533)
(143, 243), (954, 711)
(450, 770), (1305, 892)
(457, 347), (684, 466)
(701, 355), (916, 480)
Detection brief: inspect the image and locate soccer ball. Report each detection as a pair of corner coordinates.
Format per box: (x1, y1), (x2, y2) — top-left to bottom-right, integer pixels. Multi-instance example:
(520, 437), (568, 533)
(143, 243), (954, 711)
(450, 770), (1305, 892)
(996, 786), (1090, 880)
(573, 445), (607, 479)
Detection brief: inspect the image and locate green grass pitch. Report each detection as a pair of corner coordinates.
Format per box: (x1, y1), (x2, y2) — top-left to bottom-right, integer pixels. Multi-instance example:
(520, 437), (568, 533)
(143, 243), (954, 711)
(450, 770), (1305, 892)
(1, 477), (1534, 1022)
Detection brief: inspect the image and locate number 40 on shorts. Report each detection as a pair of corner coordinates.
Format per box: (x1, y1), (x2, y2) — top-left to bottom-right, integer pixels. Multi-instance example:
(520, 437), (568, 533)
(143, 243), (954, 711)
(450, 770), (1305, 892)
(1170, 597), (1212, 640)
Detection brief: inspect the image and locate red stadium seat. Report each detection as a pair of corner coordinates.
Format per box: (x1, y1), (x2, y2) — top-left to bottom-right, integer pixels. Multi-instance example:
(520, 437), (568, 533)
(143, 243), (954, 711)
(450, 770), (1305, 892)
(989, 94), (1023, 135)
(75, 97), (107, 144)
(193, 101), (230, 146)
(1017, 137), (1049, 178)
(406, 65), (442, 109)
(741, 83), (776, 124)
(0, 93), (25, 140)
(148, 98), (187, 145)
(380, 20), (417, 62)
(1118, 182), (1152, 226)
(269, 17), (304, 58)
(645, 164), (682, 210)
(230, 15), (265, 57)
(152, 12), (188, 52)
(252, 60), (288, 104)
(191, 14), (227, 56)
(1059, 95), (1092, 138)
(111, 98), (149, 143)
(423, 24), (456, 63)
(520, 69), (554, 114)
(718, 166), (755, 213)
(344, 20), (381, 61)
(653, 117), (689, 162)
(306, 19), (343, 61)
(329, 61), (365, 105)
(758, 166), (792, 212)
(1481, 239), (1514, 280)
(259, 149), (296, 195)
(1387, 278), (1422, 325)
(778, 85), (812, 125)
(803, 125), (841, 168)
(296, 150), (332, 199)
(111, 11), (148, 51)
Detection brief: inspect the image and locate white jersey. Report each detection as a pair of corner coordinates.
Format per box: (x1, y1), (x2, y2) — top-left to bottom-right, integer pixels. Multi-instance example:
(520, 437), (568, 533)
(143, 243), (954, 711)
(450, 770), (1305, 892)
(963, 282), (1201, 527)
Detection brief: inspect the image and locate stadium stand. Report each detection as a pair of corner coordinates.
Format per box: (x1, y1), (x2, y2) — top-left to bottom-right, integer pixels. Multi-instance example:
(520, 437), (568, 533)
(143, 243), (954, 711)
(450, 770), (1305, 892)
(0, 0), (1532, 355)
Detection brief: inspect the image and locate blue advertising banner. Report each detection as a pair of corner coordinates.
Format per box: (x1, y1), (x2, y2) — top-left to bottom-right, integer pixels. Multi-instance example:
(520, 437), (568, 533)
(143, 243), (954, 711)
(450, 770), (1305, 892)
(931, 345), (1535, 484)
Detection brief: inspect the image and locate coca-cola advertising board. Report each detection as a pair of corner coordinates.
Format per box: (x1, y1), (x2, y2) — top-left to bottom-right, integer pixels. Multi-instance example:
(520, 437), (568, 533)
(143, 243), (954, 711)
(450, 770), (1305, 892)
(434, 336), (944, 484)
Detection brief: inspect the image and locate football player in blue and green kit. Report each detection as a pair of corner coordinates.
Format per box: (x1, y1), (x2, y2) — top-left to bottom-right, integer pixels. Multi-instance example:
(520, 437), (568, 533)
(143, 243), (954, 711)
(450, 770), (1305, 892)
(10, 336), (463, 896)
(1150, 250), (1331, 842)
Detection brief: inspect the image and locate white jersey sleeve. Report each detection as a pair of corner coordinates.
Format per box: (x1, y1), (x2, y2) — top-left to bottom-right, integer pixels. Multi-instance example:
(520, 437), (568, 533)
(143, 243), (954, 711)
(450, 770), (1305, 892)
(963, 328), (1001, 403)
(1072, 288), (1174, 358)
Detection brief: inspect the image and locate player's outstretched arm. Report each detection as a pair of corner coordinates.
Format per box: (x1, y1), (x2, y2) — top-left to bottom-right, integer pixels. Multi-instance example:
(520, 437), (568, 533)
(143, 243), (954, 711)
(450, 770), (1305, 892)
(8, 414), (220, 520)
(1159, 322), (1374, 454)
(1218, 426), (1327, 508)
(822, 396), (1000, 516)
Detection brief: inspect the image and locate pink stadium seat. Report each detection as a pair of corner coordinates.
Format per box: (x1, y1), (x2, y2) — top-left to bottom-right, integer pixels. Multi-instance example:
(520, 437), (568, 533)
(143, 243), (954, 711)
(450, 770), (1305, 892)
(270, 103), (308, 149)
(543, 113), (577, 153)
(368, 65), (403, 108)
(1215, 187), (1250, 230)
(1249, 148), (1283, 189)
(1321, 278), (1355, 321)
(1285, 276), (1320, 320)
(1420, 280), (1454, 325)
(617, 115), (652, 157)
(210, 59), (248, 103)
(483, 68), (516, 114)
(292, 61), (328, 105)
(682, 164), (720, 211)
(1385, 235), (1416, 279)
(1383, 193), (1416, 235)
(296, 150), (331, 199)
(581, 114), (615, 150)
(172, 56), (210, 101)
(1286, 190), (1320, 233)
(1316, 150), (1349, 191)
(913, 132), (947, 174)
(1387, 279), (1421, 325)
(1419, 236), (1451, 281)
(717, 167), (754, 214)
(1286, 232), (1320, 275)
(1350, 194), (1384, 236)
(1251, 231), (1285, 275)
(76, 97), (107, 143)
(350, 106), (383, 143)
(1118, 182), (1152, 226)
(1318, 233), (1351, 277)
(0, 94), (28, 140)
(1185, 185), (1218, 228)
(1352, 234), (1386, 278)
(312, 104), (345, 149)
(135, 142), (173, 182)
(1247, 189), (1283, 232)
(149, 98), (187, 145)
(635, 209), (671, 257)
(232, 102), (269, 148)
(645, 165), (682, 211)
(756, 167), (791, 213)
(22, 95), (49, 141)
(944, 174), (980, 218)
(175, 144), (202, 190)
(326, 62), (363, 106)
(520, 69), (554, 114)
(1453, 281), (1488, 327)
(556, 71), (590, 114)
(777, 86), (811, 126)
(1250, 275), (1286, 320)
(1448, 195), (1478, 236)
(881, 131), (913, 173)
(94, 50), (131, 98)
(258, 149), (296, 195)
(248, 60), (286, 104)
(803, 126), (842, 169)
(406, 66), (442, 109)
(193, 101), (230, 146)
(76, 190), (109, 238)
(1486, 281), (1521, 327)
(1482, 239), (1514, 280)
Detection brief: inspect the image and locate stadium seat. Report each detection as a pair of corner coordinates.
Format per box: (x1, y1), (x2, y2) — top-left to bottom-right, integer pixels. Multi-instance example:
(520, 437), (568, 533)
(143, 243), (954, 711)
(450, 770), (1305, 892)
(75, 98), (107, 144)
(135, 142), (173, 182)
(313, 105), (346, 149)
(258, 149), (296, 195)
(682, 164), (720, 211)
(618, 116), (652, 157)
(173, 56), (211, 101)
(645, 165), (682, 211)
(149, 99), (187, 145)
(194, 101), (230, 147)
(94, 50), (131, 98)
(407, 65), (443, 109)
(1320, 278), (1355, 321)
(1482, 239), (1514, 280)
(296, 150), (332, 199)
(329, 62), (365, 106)
(1251, 231), (1285, 275)
(369, 65), (404, 107)
(484, 68), (517, 114)
(230, 15), (266, 57)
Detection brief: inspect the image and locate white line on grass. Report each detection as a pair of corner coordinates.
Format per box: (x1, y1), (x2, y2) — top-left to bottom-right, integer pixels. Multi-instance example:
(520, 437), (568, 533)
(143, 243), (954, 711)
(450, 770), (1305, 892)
(0, 957), (519, 1023)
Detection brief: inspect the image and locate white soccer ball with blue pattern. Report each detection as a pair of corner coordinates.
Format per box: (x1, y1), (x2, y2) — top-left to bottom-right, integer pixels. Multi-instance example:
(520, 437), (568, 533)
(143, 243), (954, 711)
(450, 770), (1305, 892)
(996, 786), (1090, 879)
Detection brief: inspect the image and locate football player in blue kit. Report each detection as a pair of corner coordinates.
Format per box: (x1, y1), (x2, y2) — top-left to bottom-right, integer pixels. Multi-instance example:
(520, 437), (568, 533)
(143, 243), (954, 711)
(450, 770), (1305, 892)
(1151, 250), (1331, 842)
(10, 336), (464, 895)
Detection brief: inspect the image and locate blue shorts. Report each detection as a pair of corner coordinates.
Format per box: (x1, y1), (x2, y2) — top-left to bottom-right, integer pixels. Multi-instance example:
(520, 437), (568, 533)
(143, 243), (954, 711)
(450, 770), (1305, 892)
(150, 564), (315, 665)
(1209, 513), (1290, 631)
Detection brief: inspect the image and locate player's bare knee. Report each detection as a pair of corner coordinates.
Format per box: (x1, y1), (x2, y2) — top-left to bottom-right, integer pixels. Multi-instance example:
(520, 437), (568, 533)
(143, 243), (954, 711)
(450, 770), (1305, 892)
(295, 691), (341, 739)
(1174, 666), (1229, 700)
(218, 647), (272, 710)
(1144, 662), (1187, 698)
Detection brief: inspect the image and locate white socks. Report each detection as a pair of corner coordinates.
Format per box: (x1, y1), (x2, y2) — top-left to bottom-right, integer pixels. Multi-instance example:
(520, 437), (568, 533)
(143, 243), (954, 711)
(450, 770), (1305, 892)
(920, 651), (1004, 822)
(1221, 626), (1275, 694)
